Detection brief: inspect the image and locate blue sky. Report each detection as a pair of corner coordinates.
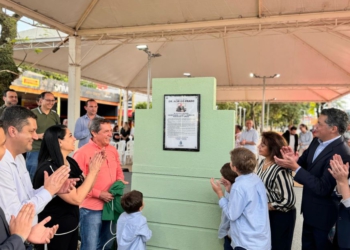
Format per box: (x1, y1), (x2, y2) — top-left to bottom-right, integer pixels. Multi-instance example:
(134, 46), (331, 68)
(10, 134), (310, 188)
(17, 17), (36, 32)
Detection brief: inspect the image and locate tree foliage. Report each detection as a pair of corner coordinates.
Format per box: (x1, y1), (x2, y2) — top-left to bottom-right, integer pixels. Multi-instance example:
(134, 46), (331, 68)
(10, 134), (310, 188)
(217, 101), (309, 129)
(135, 102), (152, 109)
(0, 10), (21, 93)
(269, 103), (309, 126)
(217, 102), (262, 126)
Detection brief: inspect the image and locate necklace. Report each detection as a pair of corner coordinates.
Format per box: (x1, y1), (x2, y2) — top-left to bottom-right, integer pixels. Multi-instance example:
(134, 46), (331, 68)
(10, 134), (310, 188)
(262, 160), (274, 170)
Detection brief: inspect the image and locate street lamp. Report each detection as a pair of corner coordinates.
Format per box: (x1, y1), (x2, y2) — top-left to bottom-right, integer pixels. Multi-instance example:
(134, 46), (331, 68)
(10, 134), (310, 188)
(137, 45), (161, 109)
(243, 108), (246, 129)
(238, 106), (242, 126)
(250, 73), (280, 132)
(267, 97), (276, 131)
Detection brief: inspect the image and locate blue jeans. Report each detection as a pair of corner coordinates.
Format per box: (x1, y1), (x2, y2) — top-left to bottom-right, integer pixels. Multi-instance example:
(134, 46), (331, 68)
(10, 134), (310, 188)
(80, 208), (116, 250)
(26, 151), (39, 181)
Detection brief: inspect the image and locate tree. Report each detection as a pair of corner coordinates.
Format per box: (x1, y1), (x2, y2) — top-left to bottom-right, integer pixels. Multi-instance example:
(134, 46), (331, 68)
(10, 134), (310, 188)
(217, 101), (309, 130)
(0, 10), (21, 93)
(268, 103), (309, 128)
(135, 102), (152, 109)
(217, 102), (262, 127)
(216, 102), (236, 110)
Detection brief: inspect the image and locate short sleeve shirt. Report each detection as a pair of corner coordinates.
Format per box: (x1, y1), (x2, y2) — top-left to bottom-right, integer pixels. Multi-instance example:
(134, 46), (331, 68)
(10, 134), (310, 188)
(31, 107), (60, 151)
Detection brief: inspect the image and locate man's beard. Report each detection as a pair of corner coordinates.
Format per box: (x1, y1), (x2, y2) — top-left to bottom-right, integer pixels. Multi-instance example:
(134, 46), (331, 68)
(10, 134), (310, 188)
(6, 102), (16, 106)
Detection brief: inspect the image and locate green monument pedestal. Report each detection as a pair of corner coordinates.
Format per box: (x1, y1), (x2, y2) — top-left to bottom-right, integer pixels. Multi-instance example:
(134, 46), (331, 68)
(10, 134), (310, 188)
(132, 77), (235, 249)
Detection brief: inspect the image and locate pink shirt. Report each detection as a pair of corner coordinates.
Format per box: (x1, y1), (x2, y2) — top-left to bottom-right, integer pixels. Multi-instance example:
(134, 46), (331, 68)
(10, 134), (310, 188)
(73, 140), (124, 210)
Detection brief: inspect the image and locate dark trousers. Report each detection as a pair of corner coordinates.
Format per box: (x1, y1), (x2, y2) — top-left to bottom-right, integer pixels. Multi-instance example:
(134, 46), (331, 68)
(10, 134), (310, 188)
(302, 221), (332, 250)
(234, 247), (246, 250)
(270, 208), (296, 250)
(224, 236), (233, 250)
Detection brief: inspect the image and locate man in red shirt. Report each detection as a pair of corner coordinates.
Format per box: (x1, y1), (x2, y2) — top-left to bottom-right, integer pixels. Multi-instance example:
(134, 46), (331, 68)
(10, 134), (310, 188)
(74, 118), (127, 250)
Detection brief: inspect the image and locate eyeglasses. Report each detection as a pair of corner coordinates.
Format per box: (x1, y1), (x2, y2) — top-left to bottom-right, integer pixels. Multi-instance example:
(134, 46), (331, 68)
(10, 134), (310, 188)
(44, 99), (56, 103)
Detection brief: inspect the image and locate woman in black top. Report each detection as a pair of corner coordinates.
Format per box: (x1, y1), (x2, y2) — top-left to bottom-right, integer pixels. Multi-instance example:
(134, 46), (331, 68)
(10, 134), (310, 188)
(33, 125), (105, 250)
(112, 124), (120, 142)
(120, 122), (131, 143)
(257, 132), (296, 250)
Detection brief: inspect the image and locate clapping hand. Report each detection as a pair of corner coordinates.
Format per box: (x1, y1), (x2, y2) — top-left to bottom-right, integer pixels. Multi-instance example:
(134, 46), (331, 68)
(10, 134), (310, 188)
(9, 203), (35, 241)
(274, 146), (299, 171)
(210, 178), (224, 198)
(57, 178), (80, 194)
(44, 165), (70, 196)
(27, 216), (58, 244)
(281, 146), (299, 160)
(89, 150), (106, 174)
(220, 177), (232, 193)
(329, 154), (349, 184)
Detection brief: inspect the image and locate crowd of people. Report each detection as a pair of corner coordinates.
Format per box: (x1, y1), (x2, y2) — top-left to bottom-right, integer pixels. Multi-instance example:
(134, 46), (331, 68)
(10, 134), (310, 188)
(1, 87), (350, 250)
(0, 89), (140, 250)
(213, 108), (350, 250)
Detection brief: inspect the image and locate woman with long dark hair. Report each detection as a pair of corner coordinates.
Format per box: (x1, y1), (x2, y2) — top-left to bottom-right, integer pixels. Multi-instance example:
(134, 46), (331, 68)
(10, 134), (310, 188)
(33, 125), (105, 250)
(257, 131), (296, 250)
(112, 124), (121, 142)
(120, 122), (131, 143)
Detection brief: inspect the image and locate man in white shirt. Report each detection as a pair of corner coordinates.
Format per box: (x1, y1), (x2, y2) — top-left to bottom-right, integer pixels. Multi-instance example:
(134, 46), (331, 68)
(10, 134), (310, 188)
(0, 106), (75, 227)
(240, 120), (259, 155)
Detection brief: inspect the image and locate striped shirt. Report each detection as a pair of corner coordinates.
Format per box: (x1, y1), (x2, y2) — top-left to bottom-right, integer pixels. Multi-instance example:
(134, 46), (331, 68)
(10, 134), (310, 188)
(256, 160), (296, 212)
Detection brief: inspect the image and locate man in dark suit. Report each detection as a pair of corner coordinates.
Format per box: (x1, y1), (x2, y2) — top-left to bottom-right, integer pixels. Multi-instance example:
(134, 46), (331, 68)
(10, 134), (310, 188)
(0, 208), (27, 250)
(282, 125), (299, 153)
(275, 108), (350, 250)
(0, 204), (59, 249)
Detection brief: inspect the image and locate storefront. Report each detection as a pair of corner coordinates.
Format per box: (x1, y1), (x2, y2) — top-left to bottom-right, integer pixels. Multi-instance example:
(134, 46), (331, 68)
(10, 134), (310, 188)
(11, 71), (121, 122)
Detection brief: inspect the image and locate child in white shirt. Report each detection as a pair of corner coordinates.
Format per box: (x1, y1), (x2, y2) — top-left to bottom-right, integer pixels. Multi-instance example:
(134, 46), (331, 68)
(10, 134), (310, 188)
(117, 190), (152, 250)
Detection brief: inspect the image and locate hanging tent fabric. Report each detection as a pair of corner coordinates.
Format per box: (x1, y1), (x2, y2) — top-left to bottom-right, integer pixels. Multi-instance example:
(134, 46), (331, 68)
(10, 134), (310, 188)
(3, 0), (350, 102)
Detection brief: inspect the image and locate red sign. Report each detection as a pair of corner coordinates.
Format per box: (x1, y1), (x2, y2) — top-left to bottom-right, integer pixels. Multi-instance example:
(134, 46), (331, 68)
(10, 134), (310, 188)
(97, 83), (108, 90)
(119, 109), (133, 117)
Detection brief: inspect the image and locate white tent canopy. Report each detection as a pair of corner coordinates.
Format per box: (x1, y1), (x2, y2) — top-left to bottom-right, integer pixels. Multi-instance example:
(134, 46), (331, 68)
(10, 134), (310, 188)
(4, 0), (350, 102)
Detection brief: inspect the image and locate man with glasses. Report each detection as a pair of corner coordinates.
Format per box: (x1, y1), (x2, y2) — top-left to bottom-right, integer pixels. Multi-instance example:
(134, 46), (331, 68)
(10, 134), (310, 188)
(0, 89), (18, 117)
(26, 92), (60, 181)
